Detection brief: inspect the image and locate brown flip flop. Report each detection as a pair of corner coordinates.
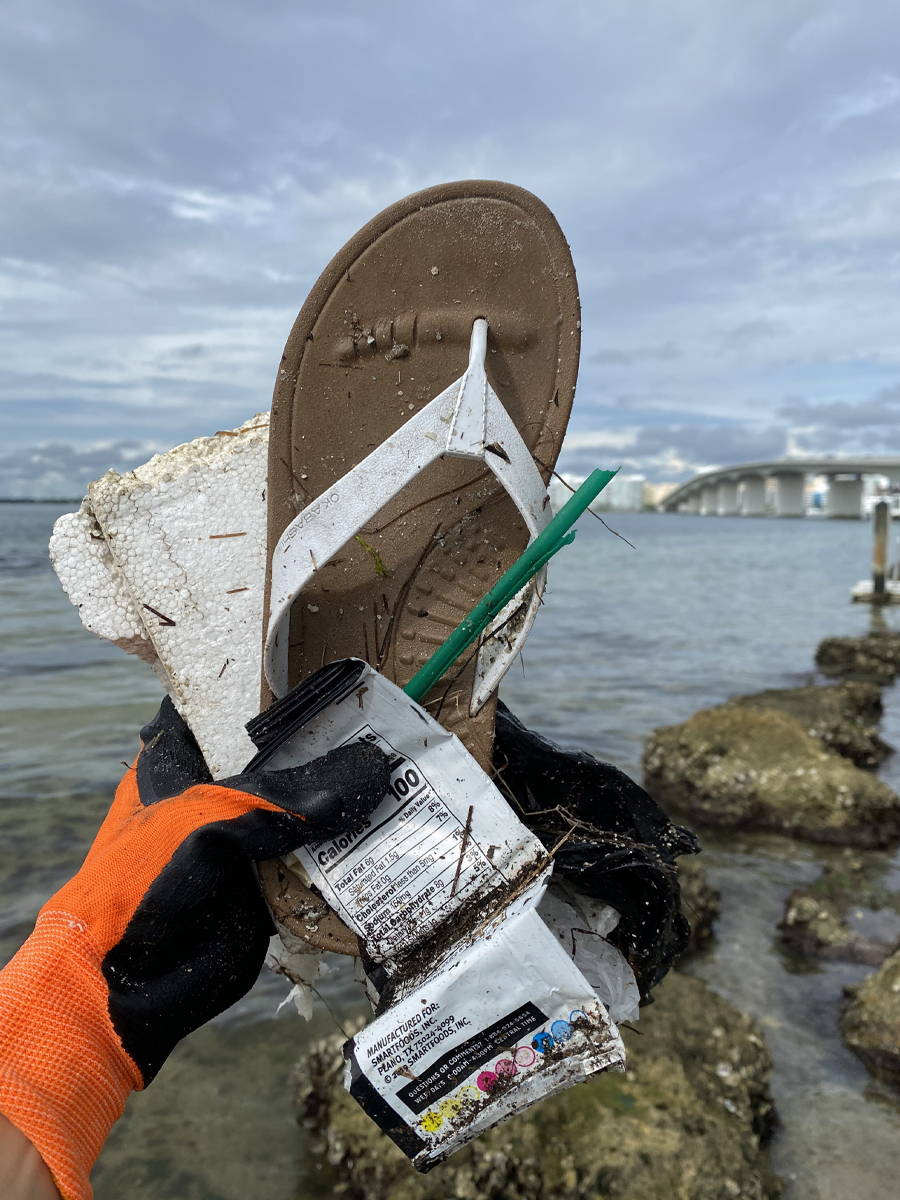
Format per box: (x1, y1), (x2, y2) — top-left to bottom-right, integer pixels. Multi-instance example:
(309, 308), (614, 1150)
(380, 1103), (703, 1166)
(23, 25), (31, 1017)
(260, 179), (579, 951)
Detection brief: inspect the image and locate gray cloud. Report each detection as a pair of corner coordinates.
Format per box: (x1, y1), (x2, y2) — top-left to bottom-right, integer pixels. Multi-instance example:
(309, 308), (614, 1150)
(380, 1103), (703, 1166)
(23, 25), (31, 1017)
(721, 319), (790, 347)
(590, 344), (681, 365)
(780, 386), (900, 430)
(0, 440), (166, 500)
(558, 421), (788, 482)
(3, 1), (900, 493)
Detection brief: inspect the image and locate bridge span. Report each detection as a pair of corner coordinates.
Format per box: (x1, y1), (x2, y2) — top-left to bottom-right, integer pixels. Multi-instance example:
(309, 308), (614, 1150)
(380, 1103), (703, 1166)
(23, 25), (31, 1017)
(662, 457), (900, 518)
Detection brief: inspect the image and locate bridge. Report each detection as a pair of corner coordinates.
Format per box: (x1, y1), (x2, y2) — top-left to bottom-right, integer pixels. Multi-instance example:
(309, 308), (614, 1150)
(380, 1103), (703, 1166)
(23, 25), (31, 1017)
(661, 457), (900, 518)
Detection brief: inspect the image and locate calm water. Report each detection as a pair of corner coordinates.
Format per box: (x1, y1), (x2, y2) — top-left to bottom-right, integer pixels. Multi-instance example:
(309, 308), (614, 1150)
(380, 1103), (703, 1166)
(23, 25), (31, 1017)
(1, 502), (899, 1198)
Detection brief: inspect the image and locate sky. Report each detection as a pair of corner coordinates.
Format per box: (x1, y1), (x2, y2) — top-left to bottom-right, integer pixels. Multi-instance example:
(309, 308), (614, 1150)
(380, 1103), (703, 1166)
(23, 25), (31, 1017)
(3, 0), (900, 496)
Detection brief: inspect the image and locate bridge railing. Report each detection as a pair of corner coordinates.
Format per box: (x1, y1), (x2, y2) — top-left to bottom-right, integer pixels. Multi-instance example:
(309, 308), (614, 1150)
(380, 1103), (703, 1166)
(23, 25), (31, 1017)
(660, 461), (900, 518)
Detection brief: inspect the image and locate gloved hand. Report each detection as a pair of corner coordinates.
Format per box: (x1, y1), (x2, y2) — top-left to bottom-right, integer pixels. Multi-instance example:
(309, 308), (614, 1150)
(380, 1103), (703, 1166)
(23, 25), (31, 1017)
(492, 700), (698, 995)
(0, 697), (390, 1200)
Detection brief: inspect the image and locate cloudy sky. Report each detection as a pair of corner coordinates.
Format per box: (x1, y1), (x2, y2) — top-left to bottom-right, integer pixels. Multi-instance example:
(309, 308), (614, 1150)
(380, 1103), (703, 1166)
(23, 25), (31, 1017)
(3, 0), (900, 496)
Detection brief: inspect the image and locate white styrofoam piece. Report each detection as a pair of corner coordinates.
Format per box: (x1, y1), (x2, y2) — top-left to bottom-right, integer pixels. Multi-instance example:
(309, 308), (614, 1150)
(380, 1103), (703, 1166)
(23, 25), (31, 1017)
(82, 413), (270, 778)
(49, 501), (160, 665)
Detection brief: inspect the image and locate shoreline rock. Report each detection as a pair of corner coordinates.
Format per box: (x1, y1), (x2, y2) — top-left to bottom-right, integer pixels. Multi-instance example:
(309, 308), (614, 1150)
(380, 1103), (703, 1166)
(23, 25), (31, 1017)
(679, 857), (721, 952)
(642, 707), (900, 847)
(816, 633), (900, 684)
(779, 853), (900, 966)
(841, 948), (900, 1085)
(295, 972), (781, 1200)
(726, 681), (892, 770)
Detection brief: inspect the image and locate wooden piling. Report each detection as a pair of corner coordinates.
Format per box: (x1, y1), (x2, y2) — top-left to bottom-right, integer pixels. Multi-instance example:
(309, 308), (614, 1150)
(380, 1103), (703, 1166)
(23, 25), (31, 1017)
(873, 501), (890, 602)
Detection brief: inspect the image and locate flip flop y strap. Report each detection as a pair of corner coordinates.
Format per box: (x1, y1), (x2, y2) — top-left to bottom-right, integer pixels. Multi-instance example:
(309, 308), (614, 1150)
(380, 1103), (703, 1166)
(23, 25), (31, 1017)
(265, 320), (552, 710)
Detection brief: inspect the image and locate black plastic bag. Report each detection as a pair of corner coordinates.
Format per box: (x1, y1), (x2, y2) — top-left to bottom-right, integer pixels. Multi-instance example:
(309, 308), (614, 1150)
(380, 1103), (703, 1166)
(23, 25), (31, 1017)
(493, 702), (699, 996)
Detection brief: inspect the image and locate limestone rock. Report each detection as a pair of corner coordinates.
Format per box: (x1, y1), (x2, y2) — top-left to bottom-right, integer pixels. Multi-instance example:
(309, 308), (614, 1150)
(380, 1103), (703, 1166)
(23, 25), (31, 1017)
(642, 707), (900, 847)
(841, 947), (900, 1086)
(779, 852), (900, 965)
(726, 682), (892, 770)
(816, 633), (900, 685)
(295, 973), (781, 1200)
(781, 891), (857, 959)
(679, 857), (720, 952)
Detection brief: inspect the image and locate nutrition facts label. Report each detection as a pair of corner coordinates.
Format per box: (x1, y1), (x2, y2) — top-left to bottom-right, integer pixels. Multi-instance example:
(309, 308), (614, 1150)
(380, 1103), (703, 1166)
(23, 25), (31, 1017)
(301, 725), (497, 957)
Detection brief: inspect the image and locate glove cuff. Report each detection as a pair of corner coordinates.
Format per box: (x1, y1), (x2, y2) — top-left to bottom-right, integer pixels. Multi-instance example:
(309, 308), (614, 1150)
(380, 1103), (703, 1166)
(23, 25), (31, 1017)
(0, 911), (143, 1200)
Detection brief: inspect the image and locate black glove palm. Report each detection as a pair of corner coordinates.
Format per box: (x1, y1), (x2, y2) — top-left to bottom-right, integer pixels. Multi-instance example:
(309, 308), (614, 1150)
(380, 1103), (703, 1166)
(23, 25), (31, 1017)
(101, 696), (390, 1082)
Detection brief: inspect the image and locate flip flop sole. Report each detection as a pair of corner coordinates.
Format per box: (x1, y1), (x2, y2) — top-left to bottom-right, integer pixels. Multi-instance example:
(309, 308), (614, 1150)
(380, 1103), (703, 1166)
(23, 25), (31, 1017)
(261, 182), (578, 953)
(264, 180), (579, 764)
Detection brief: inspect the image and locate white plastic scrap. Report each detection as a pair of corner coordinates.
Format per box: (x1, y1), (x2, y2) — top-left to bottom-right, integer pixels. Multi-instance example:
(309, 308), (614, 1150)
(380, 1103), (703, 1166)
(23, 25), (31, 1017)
(266, 929), (326, 1020)
(50, 413), (270, 777)
(537, 877), (641, 1024)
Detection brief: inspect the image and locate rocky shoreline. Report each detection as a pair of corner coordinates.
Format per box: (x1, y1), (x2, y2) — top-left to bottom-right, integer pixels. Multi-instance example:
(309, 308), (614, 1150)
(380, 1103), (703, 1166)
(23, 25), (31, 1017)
(294, 629), (900, 1193)
(642, 628), (900, 1090)
(642, 680), (900, 847)
(679, 856), (721, 952)
(778, 850), (900, 965)
(841, 948), (900, 1086)
(726, 681), (891, 769)
(816, 631), (900, 685)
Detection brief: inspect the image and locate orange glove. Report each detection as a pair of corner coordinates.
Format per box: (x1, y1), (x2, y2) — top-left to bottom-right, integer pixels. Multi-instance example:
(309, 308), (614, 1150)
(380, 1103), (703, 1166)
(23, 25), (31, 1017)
(0, 698), (389, 1200)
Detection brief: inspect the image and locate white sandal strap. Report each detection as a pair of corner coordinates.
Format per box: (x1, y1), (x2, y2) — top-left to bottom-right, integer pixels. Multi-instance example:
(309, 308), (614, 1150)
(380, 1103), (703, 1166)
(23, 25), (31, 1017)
(265, 320), (552, 705)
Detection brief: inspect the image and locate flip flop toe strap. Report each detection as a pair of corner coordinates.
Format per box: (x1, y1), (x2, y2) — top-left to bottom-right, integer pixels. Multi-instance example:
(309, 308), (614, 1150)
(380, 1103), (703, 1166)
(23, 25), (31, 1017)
(265, 321), (552, 706)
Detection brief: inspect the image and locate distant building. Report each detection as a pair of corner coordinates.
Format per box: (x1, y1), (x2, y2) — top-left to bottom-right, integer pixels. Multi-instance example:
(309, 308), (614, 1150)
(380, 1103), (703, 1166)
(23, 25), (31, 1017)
(548, 474), (585, 513)
(643, 482), (679, 509)
(595, 474), (646, 511)
(862, 474), (900, 518)
(549, 474), (679, 513)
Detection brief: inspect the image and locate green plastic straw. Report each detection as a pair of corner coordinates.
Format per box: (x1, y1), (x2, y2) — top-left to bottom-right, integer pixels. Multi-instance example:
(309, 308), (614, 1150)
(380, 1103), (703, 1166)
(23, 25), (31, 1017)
(404, 468), (617, 702)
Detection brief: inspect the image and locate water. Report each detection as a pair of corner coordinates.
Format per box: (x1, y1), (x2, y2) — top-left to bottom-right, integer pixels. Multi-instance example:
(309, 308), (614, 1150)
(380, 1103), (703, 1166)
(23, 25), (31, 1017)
(1, 503), (899, 1198)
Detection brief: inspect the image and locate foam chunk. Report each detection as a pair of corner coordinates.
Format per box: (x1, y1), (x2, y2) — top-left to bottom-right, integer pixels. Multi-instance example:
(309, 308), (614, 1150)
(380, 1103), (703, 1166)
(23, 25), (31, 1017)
(53, 414), (270, 777)
(49, 502), (159, 666)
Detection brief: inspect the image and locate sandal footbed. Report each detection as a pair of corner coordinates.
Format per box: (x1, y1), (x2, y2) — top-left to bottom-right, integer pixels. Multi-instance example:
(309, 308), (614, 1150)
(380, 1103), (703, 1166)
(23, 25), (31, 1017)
(261, 180), (580, 949)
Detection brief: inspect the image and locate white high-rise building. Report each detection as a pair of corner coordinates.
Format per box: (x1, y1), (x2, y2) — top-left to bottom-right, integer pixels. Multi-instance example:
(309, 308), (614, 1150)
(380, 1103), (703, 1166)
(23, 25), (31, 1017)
(549, 472), (649, 513)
